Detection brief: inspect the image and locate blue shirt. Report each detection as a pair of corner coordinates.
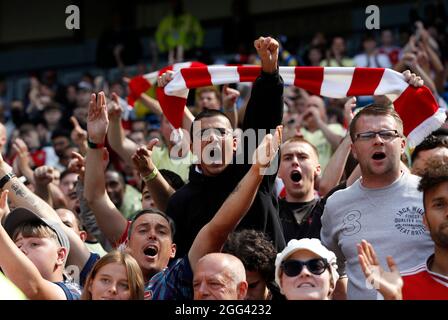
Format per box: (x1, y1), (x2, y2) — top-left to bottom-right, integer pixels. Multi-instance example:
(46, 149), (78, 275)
(145, 256), (193, 300)
(54, 281), (81, 300)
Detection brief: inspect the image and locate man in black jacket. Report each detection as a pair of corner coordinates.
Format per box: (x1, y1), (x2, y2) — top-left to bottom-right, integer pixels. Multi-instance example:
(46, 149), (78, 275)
(165, 36), (286, 257)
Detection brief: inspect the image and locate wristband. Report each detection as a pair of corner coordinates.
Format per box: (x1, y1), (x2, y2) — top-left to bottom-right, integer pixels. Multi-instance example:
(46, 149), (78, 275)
(87, 139), (105, 149)
(142, 167), (158, 183)
(0, 172), (16, 189)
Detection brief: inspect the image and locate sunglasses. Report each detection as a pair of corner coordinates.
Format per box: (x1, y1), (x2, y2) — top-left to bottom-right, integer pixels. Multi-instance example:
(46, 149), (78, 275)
(281, 258), (329, 277)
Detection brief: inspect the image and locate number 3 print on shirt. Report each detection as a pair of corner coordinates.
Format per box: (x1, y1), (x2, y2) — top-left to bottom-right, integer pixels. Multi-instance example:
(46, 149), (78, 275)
(341, 210), (362, 236)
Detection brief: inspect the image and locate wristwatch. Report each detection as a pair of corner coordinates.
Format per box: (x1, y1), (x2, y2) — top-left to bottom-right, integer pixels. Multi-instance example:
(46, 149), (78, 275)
(0, 172), (16, 189)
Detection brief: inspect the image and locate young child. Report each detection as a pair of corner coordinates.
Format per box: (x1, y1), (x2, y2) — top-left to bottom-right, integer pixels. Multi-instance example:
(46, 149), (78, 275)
(0, 207), (81, 299)
(82, 250), (144, 300)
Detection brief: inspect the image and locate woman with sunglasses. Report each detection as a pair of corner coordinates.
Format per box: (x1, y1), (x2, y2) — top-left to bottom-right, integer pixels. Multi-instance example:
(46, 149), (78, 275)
(275, 238), (339, 300)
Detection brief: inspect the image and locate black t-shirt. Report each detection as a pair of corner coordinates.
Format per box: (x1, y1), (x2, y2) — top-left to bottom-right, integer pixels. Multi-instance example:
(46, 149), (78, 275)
(279, 182), (348, 242)
(279, 198), (325, 242)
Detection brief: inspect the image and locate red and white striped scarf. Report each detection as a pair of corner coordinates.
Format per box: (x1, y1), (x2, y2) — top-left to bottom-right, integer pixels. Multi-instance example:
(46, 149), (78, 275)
(143, 65), (444, 148)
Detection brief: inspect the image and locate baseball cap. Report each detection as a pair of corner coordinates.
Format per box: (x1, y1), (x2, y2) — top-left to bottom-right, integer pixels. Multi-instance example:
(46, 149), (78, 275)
(275, 238), (339, 288)
(4, 208), (70, 252)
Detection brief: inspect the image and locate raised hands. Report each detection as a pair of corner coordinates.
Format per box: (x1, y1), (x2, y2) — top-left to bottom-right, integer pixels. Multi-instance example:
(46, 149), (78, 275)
(402, 70), (424, 87)
(131, 138), (159, 177)
(357, 240), (403, 300)
(222, 85), (240, 110)
(254, 36), (279, 74)
(157, 70), (175, 88)
(68, 152), (86, 182)
(253, 125), (282, 173)
(344, 96), (356, 126)
(34, 165), (55, 186)
(12, 138), (32, 170)
(302, 106), (323, 126)
(107, 92), (123, 121)
(70, 116), (88, 154)
(87, 92), (109, 144)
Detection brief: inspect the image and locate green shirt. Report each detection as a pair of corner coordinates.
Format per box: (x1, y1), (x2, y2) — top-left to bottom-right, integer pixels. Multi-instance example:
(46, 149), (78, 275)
(120, 185), (143, 220)
(152, 146), (193, 182)
(301, 123), (346, 171)
(0, 272), (27, 300)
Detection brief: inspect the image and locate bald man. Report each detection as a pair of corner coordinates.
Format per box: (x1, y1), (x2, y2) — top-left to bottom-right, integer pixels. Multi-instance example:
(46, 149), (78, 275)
(193, 253), (248, 300)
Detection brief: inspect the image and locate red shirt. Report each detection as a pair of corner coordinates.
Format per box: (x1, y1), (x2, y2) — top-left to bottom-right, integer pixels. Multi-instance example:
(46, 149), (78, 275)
(402, 255), (448, 300)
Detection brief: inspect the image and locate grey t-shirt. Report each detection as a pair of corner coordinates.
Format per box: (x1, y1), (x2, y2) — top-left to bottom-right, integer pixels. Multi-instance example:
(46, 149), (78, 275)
(321, 172), (433, 300)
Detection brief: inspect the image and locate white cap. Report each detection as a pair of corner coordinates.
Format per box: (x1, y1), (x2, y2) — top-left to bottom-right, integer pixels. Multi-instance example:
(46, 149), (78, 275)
(275, 238), (339, 288)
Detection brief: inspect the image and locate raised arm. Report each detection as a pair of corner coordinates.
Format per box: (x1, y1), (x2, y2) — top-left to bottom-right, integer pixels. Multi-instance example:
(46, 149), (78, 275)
(131, 139), (175, 212)
(304, 107), (344, 152)
(12, 138), (35, 185)
(70, 117), (88, 156)
(0, 155), (91, 279)
(188, 126), (282, 272)
(69, 152), (110, 250)
(357, 240), (403, 300)
(84, 92), (128, 246)
(319, 97), (356, 196)
(0, 221), (67, 300)
(221, 85), (239, 129)
(106, 92), (138, 168)
(243, 36), (283, 131)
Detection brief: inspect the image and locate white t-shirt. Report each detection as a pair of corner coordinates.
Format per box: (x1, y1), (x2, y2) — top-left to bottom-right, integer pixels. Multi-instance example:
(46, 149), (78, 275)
(354, 53), (392, 68)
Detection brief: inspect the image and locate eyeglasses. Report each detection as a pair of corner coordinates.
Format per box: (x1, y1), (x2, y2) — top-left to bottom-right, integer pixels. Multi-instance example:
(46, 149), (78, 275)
(195, 128), (232, 140)
(355, 130), (400, 141)
(281, 258), (329, 277)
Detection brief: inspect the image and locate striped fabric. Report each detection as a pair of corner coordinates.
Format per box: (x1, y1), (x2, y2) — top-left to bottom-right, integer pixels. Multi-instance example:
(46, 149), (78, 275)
(140, 65), (445, 148)
(127, 61), (206, 107)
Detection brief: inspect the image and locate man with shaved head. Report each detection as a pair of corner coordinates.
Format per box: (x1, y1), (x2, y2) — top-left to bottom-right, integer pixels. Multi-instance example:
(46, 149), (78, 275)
(193, 253), (248, 300)
(278, 137), (324, 242)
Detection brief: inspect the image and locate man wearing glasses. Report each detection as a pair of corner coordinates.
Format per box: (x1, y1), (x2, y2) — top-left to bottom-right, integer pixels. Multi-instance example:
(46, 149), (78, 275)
(164, 36), (286, 259)
(321, 104), (433, 300)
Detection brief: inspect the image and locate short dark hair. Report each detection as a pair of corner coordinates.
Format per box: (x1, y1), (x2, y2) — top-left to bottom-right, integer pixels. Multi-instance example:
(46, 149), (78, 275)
(51, 128), (70, 141)
(128, 208), (176, 241)
(60, 169), (76, 182)
(159, 169), (185, 190)
(349, 103), (403, 142)
(189, 108), (232, 142)
(105, 169), (126, 186)
(223, 229), (276, 284)
(411, 133), (448, 163)
(418, 158), (448, 210)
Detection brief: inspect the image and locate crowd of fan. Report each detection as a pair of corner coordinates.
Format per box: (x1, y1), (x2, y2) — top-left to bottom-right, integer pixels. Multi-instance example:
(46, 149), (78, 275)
(0, 12), (447, 301)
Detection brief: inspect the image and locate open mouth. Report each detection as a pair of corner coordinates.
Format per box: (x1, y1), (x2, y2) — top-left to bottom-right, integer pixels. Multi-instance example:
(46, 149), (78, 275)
(209, 147), (222, 159)
(298, 282), (315, 288)
(372, 152), (386, 160)
(68, 191), (77, 200)
(290, 170), (302, 183)
(143, 245), (158, 257)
